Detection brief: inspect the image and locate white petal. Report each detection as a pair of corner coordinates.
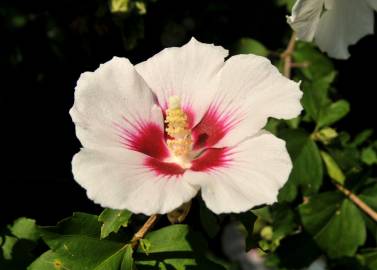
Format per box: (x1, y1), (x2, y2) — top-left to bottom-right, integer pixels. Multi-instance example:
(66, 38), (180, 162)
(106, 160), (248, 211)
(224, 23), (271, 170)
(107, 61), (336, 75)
(135, 37), (228, 126)
(287, 0), (325, 41)
(70, 57), (163, 150)
(315, 0), (374, 59)
(209, 54), (302, 148)
(187, 131), (292, 214)
(72, 147), (198, 215)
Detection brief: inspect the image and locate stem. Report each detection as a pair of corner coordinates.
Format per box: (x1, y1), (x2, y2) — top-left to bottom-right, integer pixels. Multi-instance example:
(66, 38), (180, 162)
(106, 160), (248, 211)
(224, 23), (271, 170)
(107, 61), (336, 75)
(282, 32), (297, 78)
(336, 184), (377, 222)
(131, 214), (159, 249)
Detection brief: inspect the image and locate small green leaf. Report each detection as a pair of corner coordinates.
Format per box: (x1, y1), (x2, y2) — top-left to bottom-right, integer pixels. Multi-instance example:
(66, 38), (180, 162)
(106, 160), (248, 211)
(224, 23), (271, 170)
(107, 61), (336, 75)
(320, 151), (346, 184)
(121, 245), (134, 270)
(317, 99), (350, 129)
(350, 129), (373, 147)
(9, 218), (39, 241)
(278, 129), (323, 201)
(361, 147), (377, 166)
(1, 236), (17, 260)
(293, 42), (334, 80)
(234, 38), (269, 56)
(109, 0), (129, 13)
(138, 224), (205, 253)
(139, 239), (151, 255)
(358, 249), (377, 269)
(99, 208), (132, 239)
(299, 192), (366, 258)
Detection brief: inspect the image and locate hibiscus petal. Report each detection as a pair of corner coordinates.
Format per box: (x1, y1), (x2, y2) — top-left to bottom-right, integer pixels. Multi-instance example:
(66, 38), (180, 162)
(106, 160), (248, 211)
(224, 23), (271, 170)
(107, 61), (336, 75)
(135, 37), (228, 127)
(315, 0), (374, 59)
(70, 57), (164, 151)
(197, 54), (302, 148)
(72, 147), (198, 215)
(186, 131), (292, 214)
(287, 0), (325, 41)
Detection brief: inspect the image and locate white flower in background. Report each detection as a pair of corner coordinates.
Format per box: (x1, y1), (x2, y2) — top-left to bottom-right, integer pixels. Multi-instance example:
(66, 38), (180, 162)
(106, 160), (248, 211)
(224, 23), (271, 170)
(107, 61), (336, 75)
(288, 0), (377, 59)
(70, 38), (302, 215)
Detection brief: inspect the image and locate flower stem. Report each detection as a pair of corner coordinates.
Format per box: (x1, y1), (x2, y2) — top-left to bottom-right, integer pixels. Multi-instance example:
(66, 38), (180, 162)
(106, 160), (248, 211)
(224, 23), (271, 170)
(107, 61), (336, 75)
(131, 214), (159, 249)
(335, 184), (377, 222)
(282, 32), (297, 78)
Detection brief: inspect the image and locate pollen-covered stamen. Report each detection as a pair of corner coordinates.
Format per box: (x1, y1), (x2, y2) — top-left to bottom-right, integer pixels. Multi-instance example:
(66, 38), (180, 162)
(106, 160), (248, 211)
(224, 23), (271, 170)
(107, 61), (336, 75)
(165, 96), (193, 162)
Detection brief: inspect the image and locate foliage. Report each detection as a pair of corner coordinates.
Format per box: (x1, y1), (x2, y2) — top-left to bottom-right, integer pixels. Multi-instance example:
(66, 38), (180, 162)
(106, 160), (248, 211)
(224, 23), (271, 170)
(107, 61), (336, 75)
(2, 1), (377, 270)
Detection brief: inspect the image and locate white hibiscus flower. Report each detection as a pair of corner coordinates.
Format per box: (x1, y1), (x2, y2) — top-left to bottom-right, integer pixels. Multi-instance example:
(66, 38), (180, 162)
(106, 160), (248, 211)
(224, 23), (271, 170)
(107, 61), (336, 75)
(288, 0), (377, 59)
(70, 38), (302, 215)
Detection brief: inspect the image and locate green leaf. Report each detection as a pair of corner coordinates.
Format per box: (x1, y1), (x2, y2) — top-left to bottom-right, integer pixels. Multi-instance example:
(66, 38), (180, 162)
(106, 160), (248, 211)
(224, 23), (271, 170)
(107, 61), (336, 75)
(137, 224), (205, 253)
(200, 203), (220, 238)
(301, 72), (335, 122)
(234, 38), (268, 56)
(350, 129), (373, 147)
(278, 129), (323, 201)
(358, 249), (377, 270)
(293, 42), (334, 80)
(1, 236), (17, 260)
(275, 0), (296, 11)
(121, 245), (134, 270)
(361, 147), (377, 166)
(9, 218), (39, 241)
(299, 192), (366, 258)
(98, 208), (132, 239)
(317, 99), (350, 129)
(37, 212), (132, 270)
(320, 151), (346, 184)
(110, 0), (129, 13)
(28, 250), (63, 270)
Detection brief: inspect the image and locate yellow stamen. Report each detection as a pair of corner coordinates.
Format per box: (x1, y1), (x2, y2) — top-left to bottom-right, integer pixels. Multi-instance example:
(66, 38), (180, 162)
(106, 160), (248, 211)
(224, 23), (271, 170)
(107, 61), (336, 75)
(165, 96), (192, 157)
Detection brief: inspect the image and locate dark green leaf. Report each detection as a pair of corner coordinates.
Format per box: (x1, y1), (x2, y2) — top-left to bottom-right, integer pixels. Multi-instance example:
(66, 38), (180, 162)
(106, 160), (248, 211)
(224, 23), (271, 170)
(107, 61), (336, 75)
(299, 192), (366, 258)
(317, 99), (350, 129)
(38, 212), (131, 270)
(98, 208), (132, 239)
(278, 129), (323, 201)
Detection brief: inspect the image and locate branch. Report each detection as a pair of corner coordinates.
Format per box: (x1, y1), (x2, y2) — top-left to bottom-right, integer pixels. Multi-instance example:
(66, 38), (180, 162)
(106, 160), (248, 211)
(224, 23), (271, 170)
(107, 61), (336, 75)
(281, 32), (297, 78)
(131, 214), (159, 249)
(336, 184), (377, 222)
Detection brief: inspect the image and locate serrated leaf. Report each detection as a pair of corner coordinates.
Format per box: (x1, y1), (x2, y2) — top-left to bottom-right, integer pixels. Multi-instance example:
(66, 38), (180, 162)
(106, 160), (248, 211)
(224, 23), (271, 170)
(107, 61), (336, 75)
(234, 38), (268, 56)
(299, 192), (366, 258)
(99, 208), (132, 239)
(36, 212), (131, 270)
(320, 151), (346, 184)
(278, 129), (323, 202)
(9, 218), (39, 241)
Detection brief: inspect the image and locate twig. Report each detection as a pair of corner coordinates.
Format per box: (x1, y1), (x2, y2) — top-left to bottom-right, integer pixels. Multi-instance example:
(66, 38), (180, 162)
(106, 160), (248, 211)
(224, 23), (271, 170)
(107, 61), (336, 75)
(281, 32), (297, 78)
(130, 214), (159, 249)
(336, 184), (377, 222)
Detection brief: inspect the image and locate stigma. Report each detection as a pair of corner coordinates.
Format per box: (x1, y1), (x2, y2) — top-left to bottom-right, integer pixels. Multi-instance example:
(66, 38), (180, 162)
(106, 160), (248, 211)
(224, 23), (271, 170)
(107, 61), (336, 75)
(165, 96), (193, 168)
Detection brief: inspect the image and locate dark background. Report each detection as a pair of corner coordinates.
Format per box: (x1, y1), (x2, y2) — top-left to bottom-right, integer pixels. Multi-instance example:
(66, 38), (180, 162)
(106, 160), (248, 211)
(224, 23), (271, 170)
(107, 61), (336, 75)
(1, 0), (376, 228)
